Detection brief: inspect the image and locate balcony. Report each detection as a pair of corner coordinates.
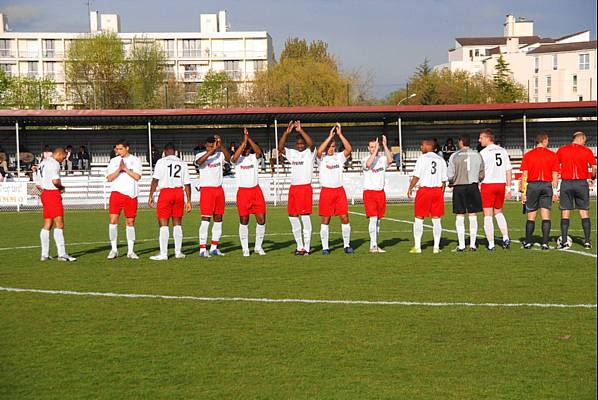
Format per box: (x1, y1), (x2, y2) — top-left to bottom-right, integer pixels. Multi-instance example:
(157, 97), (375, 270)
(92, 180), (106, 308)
(25, 71), (40, 78)
(43, 50), (64, 59)
(164, 50), (176, 58)
(44, 72), (64, 81)
(0, 49), (15, 58)
(181, 50), (207, 58)
(225, 70), (243, 81)
(19, 50), (40, 58)
(183, 71), (206, 81)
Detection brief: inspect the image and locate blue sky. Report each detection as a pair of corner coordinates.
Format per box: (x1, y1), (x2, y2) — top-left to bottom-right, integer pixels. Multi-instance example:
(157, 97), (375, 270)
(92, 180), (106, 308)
(1, 0), (595, 96)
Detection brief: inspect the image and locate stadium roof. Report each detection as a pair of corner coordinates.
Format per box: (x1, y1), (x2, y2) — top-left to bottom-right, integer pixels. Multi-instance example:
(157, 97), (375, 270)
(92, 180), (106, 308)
(0, 101), (595, 127)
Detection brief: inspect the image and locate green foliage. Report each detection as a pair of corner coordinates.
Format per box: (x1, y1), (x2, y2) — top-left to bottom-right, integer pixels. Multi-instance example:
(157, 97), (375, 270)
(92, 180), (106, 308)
(195, 70), (239, 108)
(125, 39), (167, 108)
(0, 69), (57, 109)
(492, 55), (528, 103)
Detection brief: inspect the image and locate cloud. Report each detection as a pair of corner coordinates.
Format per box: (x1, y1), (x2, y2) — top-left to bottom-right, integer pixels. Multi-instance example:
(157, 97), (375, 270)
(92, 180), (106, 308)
(1, 4), (41, 23)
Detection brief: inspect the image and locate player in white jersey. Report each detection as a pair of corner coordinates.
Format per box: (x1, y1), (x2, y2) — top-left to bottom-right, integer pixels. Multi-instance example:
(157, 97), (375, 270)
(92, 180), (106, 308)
(479, 129), (512, 250)
(195, 135), (231, 257)
(148, 143), (192, 260)
(105, 140), (142, 260)
(317, 123), (354, 255)
(362, 135), (393, 253)
(231, 128), (267, 257)
(33, 147), (76, 262)
(278, 120), (316, 255)
(407, 139), (448, 254)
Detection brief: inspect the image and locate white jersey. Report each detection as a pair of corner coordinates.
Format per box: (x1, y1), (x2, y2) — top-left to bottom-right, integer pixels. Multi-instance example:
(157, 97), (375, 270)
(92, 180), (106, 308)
(319, 152), (347, 189)
(234, 154), (260, 188)
(362, 154), (388, 191)
(195, 151), (225, 187)
(36, 158), (61, 190)
(480, 143), (512, 184)
(106, 154), (142, 198)
(152, 155), (190, 189)
(412, 152), (448, 188)
(285, 148), (315, 186)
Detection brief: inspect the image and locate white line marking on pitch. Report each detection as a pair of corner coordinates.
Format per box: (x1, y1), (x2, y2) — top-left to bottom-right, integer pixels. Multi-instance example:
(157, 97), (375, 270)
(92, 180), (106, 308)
(349, 211), (597, 259)
(0, 287), (595, 309)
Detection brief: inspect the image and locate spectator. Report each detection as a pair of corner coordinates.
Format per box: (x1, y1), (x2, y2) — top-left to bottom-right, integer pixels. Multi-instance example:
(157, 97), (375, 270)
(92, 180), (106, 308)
(0, 153), (7, 173)
(433, 138), (444, 159)
(442, 138), (456, 164)
(63, 145), (76, 173)
(0, 145), (7, 166)
(149, 145), (162, 168)
(19, 149), (36, 172)
(391, 139), (402, 171)
(40, 145), (52, 162)
(229, 142), (237, 155)
(77, 145), (91, 170)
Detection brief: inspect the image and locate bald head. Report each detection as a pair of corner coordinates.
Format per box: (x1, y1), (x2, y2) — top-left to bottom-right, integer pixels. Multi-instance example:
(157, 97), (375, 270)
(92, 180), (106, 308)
(53, 147), (66, 163)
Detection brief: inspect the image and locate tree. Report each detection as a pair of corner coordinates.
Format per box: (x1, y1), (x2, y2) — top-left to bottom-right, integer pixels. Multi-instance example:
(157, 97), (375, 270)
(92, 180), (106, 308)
(126, 39), (167, 108)
(195, 70), (240, 108)
(413, 58), (439, 105)
(0, 70), (57, 109)
(492, 55), (527, 102)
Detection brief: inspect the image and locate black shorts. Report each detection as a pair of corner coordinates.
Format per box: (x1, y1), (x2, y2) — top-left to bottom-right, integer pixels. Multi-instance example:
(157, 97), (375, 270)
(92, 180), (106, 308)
(452, 183), (483, 214)
(525, 181), (553, 212)
(560, 180), (590, 210)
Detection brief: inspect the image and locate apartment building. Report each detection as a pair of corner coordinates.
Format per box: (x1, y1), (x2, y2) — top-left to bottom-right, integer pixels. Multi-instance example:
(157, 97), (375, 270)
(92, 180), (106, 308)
(0, 10), (273, 108)
(439, 14), (597, 102)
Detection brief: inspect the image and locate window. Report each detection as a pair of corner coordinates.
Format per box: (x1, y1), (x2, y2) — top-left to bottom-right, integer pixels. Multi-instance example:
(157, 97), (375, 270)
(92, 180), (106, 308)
(546, 76), (551, 94)
(533, 97), (538, 102)
(43, 39), (55, 57)
(533, 77), (539, 96)
(474, 49), (480, 57)
(546, 97), (551, 102)
(579, 53), (589, 70)
(534, 56), (539, 73)
(485, 48), (492, 56)
(579, 96), (584, 101)
(182, 40), (202, 57)
(162, 40), (175, 58)
(253, 60), (265, 72)
(572, 74), (577, 93)
(0, 63), (11, 75)
(27, 61), (38, 78)
(224, 60), (241, 80)
(552, 54), (558, 70)
(0, 39), (13, 57)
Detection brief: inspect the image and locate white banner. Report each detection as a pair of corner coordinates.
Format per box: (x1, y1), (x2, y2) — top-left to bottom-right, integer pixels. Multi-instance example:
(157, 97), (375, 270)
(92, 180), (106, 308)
(0, 182), (28, 205)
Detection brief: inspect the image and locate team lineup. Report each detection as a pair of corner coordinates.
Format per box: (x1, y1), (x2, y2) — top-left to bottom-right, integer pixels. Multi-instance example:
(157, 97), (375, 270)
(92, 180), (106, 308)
(33, 123), (596, 261)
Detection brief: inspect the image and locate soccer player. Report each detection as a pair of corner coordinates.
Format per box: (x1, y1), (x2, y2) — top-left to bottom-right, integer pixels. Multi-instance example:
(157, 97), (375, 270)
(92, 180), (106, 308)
(195, 135), (231, 257)
(317, 123), (354, 255)
(148, 143), (192, 260)
(407, 139), (448, 254)
(520, 132), (560, 250)
(105, 140), (142, 259)
(447, 135), (485, 252)
(231, 128), (267, 257)
(34, 147), (76, 262)
(479, 129), (513, 250)
(556, 131), (597, 249)
(362, 135), (393, 253)
(278, 120), (316, 255)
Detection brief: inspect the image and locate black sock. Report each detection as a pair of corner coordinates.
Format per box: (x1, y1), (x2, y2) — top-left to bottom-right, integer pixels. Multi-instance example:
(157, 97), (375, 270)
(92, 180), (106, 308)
(525, 220), (535, 244)
(560, 218), (570, 241)
(582, 218), (591, 243)
(541, 220), (551, 245)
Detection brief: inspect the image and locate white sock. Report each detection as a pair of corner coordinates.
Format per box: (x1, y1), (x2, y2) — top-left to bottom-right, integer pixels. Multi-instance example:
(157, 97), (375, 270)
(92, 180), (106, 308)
(239, 224), (249, 253)
(301, 215), (312, 252)
(413, 218), (424, 249)
(484, 216), (495, 248)
(255, 224), (266, 250)
(377, 218), (381, 237)
(210, 221), (223, 251)
(320, 224), (329, 250)
(173, 225), (183, 255)
(199, 220), (210, 250)
(495, 212), (509, 240)
(126, 226), (136, 254)
(53, 228), (66, 257)
(288, 217), (304, 250)
(369, 217), (378, 248)
(342, 223), (351, 248)
(108, 224), (118, 252)
(456, 215), (465, 249)
(159, 226), (169, 256)
(432, 218), (442, 249)
(40, 229), (50, 258)
(469, 215), (478, 248)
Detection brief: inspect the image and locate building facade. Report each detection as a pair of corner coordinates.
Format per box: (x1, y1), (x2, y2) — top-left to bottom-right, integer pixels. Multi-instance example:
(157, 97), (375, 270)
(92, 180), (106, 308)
(439, 14), (597, 102)
(0, 10), (273, 108)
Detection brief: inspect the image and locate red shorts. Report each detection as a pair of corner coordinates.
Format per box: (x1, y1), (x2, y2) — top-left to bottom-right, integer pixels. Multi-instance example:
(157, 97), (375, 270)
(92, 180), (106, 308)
(288, 184), (313, 215)
(109, 191), (138, 218)
(318, 187), (348, 217)
(157, 187), (185, 219)
(200, 186), (225, 216)
(363, 190), (386, 218)
(481, 183), (506, 209)
(237, 185), (266, 216)
(41, 190), (63, 219)
(414, 187), (444, 218)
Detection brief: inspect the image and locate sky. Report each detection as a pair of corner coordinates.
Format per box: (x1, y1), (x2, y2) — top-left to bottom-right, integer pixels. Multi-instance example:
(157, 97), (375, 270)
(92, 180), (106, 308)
(1, 0), (596, 97)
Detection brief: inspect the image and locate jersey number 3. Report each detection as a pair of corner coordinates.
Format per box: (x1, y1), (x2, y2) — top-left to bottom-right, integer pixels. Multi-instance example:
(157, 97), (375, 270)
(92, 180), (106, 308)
(431, 161), (437, 175)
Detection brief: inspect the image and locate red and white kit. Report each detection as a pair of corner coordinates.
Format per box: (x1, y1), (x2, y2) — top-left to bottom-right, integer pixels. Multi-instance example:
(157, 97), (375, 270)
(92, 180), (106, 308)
(195, 151), (225, 216)
(318, 152), (348, 216)
(480, 143), (512, 209)
(285, 147), (316, 215)
(36, 157), (63, 219)
(234, 153), (266, 216)
(413, 152), (447, 218)
(362, 155), (388, 218)
(152, 155), (190, 219)
(106, 154), (142, 217)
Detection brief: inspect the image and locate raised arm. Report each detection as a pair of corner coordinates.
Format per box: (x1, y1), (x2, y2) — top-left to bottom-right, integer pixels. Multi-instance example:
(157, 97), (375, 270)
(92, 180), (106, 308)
(247, 136), (262, 159)
(216, 137), (231, 162)
(336, 123), (352, 158)
(277, 121), (294, 156)
(195, 145), (217, 166)
(295, 120), (314, 151)
(317, 126), (337, 159)
(381, 135), (392, 165)
(365, 140), (380, 169)
(231, 129), (249, 164)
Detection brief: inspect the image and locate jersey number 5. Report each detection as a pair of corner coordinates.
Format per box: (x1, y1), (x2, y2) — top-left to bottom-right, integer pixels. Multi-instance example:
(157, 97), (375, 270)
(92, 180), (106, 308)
(495, 153), (502, 166)
(167, 164), (181, 178)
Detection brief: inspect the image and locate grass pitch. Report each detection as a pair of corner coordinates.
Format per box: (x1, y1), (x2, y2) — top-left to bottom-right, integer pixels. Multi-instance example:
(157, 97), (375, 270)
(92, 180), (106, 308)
(0, 201), (596, 399)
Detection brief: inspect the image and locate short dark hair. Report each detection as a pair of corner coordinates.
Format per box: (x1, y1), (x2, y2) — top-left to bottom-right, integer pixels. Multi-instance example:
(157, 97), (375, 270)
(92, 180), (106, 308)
(480, 129), (494, 141)
(459, 135), (470, 147)
(369, 137), (378, 144)
(296, 135), (306, 142)
(421, 139), (435, 146)
(205, 136), (216, 144)
(164, 142), (176, 151)
(115, 139), (129, 147)
(536, 132), (548, 144)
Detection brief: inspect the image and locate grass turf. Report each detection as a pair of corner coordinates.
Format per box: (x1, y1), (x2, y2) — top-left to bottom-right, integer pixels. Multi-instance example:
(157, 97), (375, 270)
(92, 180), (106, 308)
(0, 201), (596, 399)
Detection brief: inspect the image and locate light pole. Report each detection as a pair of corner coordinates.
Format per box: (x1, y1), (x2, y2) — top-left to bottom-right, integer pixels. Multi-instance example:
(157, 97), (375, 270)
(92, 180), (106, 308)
(398, 93), (416, 105)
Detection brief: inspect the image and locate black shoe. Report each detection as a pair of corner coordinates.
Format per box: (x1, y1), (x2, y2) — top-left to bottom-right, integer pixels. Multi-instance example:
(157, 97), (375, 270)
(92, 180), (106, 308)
(469, 246), (477, 252)
(451, 247), (466, 253)
(584, 242), (592, 249)
(523, 242), (532, 249)
(344, 247), (354, 254)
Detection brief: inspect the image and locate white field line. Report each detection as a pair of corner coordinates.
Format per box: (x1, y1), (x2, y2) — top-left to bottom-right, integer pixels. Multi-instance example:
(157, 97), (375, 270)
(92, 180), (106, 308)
(349, 211), (597, 259)
(0, 287), (595, 309)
